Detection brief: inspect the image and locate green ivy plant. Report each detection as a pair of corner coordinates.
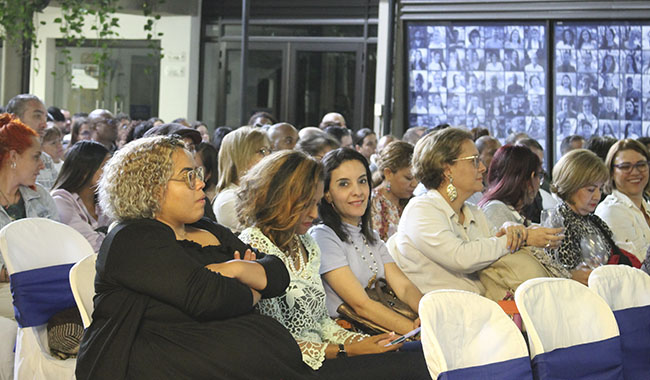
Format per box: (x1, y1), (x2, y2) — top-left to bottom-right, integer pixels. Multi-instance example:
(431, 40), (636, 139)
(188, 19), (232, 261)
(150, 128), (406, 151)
(0, 0), (164, 85)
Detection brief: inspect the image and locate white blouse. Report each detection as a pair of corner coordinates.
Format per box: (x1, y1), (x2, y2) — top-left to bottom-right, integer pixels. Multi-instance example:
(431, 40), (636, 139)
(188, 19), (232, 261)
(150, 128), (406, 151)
(387, 189), (508, 295)
(239, 227), (364, 370)
(595, 190), (650, 262)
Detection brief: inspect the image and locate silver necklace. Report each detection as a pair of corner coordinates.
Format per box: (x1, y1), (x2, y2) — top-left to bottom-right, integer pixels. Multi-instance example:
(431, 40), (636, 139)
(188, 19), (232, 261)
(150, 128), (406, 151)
(351, 234), (378, 288)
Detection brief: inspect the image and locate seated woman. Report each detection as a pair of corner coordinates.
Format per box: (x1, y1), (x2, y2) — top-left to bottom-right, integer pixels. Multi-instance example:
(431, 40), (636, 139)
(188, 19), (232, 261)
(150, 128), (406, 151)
(549, 149), (618, 285)
(596, 139), (650, 263)
(76, 136), (314, 380)
(388, 128), (563, 295)
(311, 148), (423, 335)
(212, 126), (270, 233)
(238, 150), (429, 379)
(371, 141), (418, 241)
(479, 145), (543, 229)
(51, 141), (111, 252)
(0, 114), (59, 319)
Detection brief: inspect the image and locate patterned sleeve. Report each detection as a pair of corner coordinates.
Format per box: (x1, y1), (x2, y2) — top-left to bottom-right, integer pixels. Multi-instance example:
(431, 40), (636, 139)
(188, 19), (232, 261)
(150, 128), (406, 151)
(371, 195), (387, 241)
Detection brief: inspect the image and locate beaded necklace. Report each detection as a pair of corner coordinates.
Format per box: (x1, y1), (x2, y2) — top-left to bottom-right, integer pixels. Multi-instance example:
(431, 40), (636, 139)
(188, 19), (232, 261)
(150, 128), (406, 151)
(351, 234), (378, 288)
(285, 235), (310, 279)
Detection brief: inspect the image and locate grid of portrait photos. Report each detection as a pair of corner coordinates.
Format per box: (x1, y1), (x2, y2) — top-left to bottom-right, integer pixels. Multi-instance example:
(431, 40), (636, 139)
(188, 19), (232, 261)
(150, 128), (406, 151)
(407, 22), (548, 147)
(553, 22), (650, 159)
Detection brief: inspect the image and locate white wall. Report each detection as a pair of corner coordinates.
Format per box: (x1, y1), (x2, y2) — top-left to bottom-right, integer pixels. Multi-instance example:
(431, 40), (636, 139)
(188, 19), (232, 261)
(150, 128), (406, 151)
(31, 6), (201, 121)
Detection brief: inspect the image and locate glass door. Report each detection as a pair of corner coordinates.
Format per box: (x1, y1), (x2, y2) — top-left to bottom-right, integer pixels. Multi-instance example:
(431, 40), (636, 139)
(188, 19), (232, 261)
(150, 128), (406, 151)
(222, 42), (286, 127)
(289, 43), (364, 128)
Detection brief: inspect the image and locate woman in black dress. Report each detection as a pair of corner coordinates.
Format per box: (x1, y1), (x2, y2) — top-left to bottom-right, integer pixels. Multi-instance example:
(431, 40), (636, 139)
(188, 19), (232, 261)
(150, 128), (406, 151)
(75, 136), (315, 380)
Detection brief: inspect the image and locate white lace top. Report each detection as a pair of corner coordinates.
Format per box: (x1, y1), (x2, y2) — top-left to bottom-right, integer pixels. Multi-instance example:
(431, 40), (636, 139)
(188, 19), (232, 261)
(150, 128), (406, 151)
(239, 227), (365, 370)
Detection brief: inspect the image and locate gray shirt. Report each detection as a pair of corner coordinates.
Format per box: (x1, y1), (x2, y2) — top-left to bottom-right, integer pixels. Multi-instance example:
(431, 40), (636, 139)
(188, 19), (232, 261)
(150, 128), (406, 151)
(310, 223), (394, 317)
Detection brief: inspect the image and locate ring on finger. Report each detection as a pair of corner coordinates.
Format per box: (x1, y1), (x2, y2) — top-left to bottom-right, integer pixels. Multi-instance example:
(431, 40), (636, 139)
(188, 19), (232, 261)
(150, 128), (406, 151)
(545, 240), (551, 248)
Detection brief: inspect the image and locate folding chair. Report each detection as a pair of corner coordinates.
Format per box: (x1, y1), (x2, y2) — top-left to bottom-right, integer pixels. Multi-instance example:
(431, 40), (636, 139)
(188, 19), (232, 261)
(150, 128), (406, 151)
(69, 254), (97, 329)
(419, 289), (533, 379)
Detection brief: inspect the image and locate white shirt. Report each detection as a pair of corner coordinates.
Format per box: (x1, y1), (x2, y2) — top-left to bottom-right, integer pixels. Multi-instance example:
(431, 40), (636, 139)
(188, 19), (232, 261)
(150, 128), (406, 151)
(387, 189), (508, 295)
(212, 184), (242, 233)
(595, 190), (650, 262)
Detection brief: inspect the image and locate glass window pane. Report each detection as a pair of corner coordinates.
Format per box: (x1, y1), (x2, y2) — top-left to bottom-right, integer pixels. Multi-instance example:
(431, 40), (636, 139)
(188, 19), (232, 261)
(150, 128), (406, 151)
(405, 22), (548, 150)
(295, 50), (356, 127)
(225, 49), (283, 126)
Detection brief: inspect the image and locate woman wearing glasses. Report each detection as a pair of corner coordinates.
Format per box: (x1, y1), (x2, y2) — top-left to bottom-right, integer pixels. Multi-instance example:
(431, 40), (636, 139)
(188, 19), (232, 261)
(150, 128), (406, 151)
(596, 140), (650, 263)
(213, 126), (271, 233)
(76, 136), (315, 380)
(387, 128), (543, 295)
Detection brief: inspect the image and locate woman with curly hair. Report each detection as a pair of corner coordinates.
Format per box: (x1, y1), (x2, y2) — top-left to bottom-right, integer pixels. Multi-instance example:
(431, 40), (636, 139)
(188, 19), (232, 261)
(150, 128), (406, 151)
(76, 136), (314, 380)
(238, 150), (429, 379)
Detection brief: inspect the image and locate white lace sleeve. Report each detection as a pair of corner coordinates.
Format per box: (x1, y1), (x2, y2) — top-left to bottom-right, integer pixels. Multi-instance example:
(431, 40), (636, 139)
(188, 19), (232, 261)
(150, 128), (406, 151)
(239, 228), (365, 370)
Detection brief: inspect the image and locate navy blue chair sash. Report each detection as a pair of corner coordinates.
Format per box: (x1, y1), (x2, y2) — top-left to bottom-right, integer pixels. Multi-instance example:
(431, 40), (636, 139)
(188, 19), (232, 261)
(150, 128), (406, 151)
(10, 263), (77, 328)
(531, 336), (623, 380)
(613, 305), (650, 380)
(437, 356), (533, 380)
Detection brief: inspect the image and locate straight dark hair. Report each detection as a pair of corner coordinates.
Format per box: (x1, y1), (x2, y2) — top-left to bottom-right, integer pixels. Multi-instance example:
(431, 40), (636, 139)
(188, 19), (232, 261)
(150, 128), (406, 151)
(479, 144), (540, 209)
(53, 141), (109, 194)
(318, 148), (375, 244)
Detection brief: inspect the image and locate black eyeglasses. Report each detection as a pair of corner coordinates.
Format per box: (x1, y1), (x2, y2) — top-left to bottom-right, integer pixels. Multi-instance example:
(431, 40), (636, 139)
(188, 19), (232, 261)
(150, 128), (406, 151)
(170, 167), (205, 190)
(613, 160), (650, 173)
(453, 155), (481, 168)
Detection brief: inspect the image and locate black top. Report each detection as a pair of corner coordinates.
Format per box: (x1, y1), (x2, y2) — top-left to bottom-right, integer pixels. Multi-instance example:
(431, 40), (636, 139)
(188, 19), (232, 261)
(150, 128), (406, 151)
(76, 217), (315, 380)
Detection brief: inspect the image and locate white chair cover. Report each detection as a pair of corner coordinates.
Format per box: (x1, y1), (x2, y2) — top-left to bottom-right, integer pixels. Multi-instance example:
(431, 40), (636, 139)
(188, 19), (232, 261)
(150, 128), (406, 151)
(0, 316), (16, 380)
(0, 218), (95, 380)
(419, 289), (532, 379)
(588, 265), (650, 311)
(589, 265), (650, 379)
(69, 254), (97, 328)
(515, 278), (623, 380)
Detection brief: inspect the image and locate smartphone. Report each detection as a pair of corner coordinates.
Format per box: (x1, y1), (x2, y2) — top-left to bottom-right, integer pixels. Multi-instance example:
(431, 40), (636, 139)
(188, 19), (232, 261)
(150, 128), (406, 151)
(384, 327), (421, 347)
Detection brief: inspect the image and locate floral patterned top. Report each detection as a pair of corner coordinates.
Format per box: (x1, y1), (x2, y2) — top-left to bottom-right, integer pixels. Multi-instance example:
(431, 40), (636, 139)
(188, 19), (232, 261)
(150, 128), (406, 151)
(371, 188), (403, 242)
(239, 227), (365, 370)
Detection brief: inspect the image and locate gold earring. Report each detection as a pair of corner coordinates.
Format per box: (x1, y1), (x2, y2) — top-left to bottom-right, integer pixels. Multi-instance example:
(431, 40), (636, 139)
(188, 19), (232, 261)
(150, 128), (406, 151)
(10, 161), (16, 169)
(446, 175), (457, 202)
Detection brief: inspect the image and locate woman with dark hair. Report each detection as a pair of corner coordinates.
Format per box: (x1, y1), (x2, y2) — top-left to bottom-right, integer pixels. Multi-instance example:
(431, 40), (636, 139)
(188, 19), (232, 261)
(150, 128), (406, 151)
(51, 141), (111, 252)
(353, 128), (378, 163)
(577, 28), (596, 49)
(600, 54), (617, 73)
(68, 116), (91, 149)
(247, 111), (276, 128)
(195, 142), (218, 203)
(211, 126), (233, 153)
(600, 27), (618, 49)
(479, 145), (552, 234)
(311, 148), (423, 335)
(237, 150), (429, 378)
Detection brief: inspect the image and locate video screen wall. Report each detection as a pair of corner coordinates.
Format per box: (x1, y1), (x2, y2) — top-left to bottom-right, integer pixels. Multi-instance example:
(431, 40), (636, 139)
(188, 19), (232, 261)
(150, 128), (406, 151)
(553, 22), (650, 159)
(407, 22), (548, 146)
(406, 21), (650, 161)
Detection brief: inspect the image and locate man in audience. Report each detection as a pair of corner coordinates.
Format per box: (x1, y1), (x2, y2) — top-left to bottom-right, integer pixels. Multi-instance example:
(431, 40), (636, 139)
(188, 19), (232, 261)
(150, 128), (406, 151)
(319, 112), (346, 128)
(6, 94), (59, 189)
(87, 109), (119, 153)
(402, 126), (427, 145)
(268, 122), (299, 151)
(560, 134), (585, 156)
(47, 106), (68, 134)
(324, 126), (353, 148)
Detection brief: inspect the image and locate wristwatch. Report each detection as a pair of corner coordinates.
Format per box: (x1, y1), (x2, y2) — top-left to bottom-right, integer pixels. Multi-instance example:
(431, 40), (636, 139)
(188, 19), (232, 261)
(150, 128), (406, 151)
(337, 344), (347, 358)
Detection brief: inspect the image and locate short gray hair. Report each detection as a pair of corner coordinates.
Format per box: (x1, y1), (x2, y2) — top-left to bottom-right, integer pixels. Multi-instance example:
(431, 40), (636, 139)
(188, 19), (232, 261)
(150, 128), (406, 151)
(98, 136), (185, 221)
(413, 127), (472, 190)
(6, 94), (43, 118)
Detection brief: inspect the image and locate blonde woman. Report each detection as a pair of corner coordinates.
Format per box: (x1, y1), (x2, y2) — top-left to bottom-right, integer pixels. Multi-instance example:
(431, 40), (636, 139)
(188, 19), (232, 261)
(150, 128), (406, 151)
(212, 126), (270, 233)
(371, 141), (417, 241)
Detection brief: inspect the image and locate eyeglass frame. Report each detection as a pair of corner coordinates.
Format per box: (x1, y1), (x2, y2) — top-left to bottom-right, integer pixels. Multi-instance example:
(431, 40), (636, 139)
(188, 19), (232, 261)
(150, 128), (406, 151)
(169, 166), (205, 190)
(452, 154), (481, 168)
(612, 160), (650, 173)
(257, 147), (271, 156)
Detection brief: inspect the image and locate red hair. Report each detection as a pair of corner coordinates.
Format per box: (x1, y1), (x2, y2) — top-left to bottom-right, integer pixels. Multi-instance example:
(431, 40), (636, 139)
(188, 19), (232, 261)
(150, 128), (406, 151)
(0, 113), (38, 168)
